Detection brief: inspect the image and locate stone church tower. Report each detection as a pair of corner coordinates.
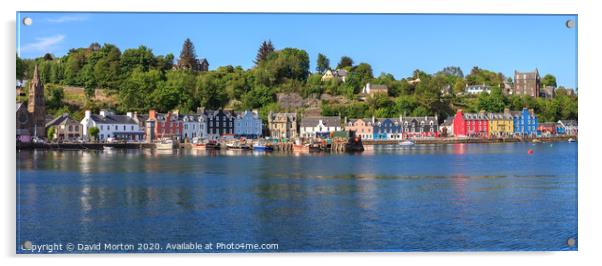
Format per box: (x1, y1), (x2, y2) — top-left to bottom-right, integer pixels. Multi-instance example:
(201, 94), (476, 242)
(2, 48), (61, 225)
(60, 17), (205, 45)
(27, 65), (46, 137)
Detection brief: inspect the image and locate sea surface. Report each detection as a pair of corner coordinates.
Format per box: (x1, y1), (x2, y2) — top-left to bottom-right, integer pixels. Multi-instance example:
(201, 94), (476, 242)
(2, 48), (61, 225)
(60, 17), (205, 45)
(16, 142), (578, 252)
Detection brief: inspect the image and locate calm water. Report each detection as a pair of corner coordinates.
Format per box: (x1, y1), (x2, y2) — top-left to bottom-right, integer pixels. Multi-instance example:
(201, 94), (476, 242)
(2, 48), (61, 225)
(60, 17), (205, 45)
(17, 143), (577, 252)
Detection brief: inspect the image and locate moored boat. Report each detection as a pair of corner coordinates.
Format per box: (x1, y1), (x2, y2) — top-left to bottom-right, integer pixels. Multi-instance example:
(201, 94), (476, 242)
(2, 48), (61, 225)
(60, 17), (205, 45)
(568, 138), (576, 143)
(399, 140), (415, 146)
(155, 138), (176, 150)
(253, 143), (273, 151)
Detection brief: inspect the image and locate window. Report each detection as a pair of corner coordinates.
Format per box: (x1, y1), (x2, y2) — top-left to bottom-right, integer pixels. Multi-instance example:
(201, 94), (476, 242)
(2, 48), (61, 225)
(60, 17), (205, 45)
(115, 125), (118, 130)
(100, 125), (103, 130)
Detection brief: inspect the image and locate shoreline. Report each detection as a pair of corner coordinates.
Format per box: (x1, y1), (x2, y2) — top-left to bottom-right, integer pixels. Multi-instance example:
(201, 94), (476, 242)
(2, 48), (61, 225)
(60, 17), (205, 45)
(16, 135), (576, 150)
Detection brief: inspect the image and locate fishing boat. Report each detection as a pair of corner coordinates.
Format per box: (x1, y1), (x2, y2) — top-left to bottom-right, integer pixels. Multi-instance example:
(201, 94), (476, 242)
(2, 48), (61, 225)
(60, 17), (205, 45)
(568, 138), (576, 143)
(399, 140), (415, 146)
(191, 137), (206, 150)
(226, 141), (251, 150)
(201, 140), (219, 150)
(253, 143), (274, 151)
(155, 138), (176, 150)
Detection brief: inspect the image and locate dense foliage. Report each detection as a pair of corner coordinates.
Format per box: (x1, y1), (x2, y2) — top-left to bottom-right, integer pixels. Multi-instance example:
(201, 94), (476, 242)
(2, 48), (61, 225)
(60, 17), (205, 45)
(16, 40), (578, 123)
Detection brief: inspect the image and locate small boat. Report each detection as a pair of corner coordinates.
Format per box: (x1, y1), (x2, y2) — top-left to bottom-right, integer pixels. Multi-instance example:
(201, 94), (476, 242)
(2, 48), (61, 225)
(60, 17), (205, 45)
(155, 138), (176, 150)
(253, 143), (273, 151)
(293, 144), (310, 152)
(103, 146), (114, 151)
(399, 140), (415, 146)
(226, 142), (251, 150)
(192, 143), (206, 150)
(532, 139), (541, 143)
(568, 138), (576, 143)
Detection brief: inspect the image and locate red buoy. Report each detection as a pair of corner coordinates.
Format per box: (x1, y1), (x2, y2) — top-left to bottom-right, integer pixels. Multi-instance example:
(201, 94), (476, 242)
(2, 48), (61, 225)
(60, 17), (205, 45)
(528, 149), (534, 155)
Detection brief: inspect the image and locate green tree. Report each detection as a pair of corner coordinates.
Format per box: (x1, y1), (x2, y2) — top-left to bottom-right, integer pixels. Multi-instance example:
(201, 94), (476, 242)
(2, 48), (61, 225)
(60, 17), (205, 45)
(88, 127), (100, 141)
(178, 38), (197, 70)
(256, 48), (310, 86)
(336, 56), (353, 69)
(121, 45), (156, 75)
(196, 73), (228, 109)
(541, 74), (557, 87)
(242, 85), (275, 109)
(118, 68), (163, 112)
(47, 126), (56, 141)
(16, 54), (25, 81)
(316, 53), (330, 73)
(46, 84), (65, 110)
(254, 40), (275, 65)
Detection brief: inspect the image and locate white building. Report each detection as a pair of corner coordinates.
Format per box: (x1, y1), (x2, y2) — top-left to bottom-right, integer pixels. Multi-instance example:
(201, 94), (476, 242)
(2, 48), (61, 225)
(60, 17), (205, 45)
(466, 84), (492, 95)
(80, 110), (144, 142)
(234, 110), (263, 138)
(300, 116), (342, 138)
(181, 114), (207, 141)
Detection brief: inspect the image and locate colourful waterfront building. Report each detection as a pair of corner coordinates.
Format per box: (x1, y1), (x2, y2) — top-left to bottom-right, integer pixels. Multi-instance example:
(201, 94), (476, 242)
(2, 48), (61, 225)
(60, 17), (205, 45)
(373, 118), (402, 140)
(537, 122), (557, 136)
(400, 116), (439, 139)
(234, 110), (263, 138)
(300, 116), (342, 138)
(556, 120), (578, 136)
(268, 112), (298, 139)
(488, 109), (514, 137)
(345, 118), (374, 140)
(146, 110), (183, 141)
(512, 108), (538, 136)
(453, 110), (489, 137)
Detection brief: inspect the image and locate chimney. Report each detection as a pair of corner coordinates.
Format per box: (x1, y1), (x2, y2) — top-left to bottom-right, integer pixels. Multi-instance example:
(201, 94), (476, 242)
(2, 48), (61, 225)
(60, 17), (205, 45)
(149, 109), (157, 120)
(126, 112), (133, 118)
(197, 107), (205, 114)
(344, 116), (348, 125)
(100, 110), (107, 117)
(85, 110), (91, 119)
(133, 112), (138, 120)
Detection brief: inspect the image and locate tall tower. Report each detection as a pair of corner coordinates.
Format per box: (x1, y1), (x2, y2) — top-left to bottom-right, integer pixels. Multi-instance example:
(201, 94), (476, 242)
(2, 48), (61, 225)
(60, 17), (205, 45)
(27, 65), (46, 137)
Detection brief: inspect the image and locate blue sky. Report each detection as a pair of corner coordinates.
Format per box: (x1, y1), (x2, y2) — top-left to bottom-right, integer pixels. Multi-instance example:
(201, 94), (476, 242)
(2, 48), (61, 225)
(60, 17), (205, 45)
(17, 12), (577, 88)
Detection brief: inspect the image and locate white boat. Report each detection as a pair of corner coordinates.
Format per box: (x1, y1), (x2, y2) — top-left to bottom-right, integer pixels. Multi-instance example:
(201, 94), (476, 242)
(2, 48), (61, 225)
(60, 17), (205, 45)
(568, 138), (576, 143)
(155, 138), (176, 150)
(399, 140), (415, 146)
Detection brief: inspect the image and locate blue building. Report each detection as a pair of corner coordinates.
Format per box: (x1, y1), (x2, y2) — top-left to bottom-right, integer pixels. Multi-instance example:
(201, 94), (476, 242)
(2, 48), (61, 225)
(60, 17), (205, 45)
(234, 110), (263, 138)
(512, 108), (538, 136)
(373, 118), (402, 140)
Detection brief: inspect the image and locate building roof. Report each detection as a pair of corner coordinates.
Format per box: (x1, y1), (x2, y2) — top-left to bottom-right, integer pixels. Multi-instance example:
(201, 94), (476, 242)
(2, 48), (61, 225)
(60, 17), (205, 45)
(441, 119), (453, 126)
(559, 120), (578, 127)
(301, 116), (341, 127)
(45, 113), (77, 127)
(463, 113), (489, 120)
(90, 114), (138, 125)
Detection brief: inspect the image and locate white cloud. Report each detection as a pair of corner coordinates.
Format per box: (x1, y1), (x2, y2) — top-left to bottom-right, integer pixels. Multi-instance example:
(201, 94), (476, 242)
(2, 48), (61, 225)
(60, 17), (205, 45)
(47, 15), (88, 23)
(21, 35), (65, 53)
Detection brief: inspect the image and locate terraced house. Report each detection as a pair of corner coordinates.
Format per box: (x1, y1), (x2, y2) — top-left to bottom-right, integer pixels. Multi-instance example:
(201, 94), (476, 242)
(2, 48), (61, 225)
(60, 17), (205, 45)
(234, 110), (262, 138)
(512, 108), (538, 136)
(345, 118), (374, 140)
(488, 109), (514, 137)
(453, 110), (489, 137)
(373, 117), (403, 140)
(401, 116), (439, 139)
(81, 110), (144, 141)
(300, 116), (342, 138)
(268, 112), (298, 139)
(202, 109), (236, 140)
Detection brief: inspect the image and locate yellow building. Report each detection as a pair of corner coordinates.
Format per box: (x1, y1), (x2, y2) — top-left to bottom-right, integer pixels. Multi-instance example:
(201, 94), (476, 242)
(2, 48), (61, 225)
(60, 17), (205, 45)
(488, 109), (514, 137)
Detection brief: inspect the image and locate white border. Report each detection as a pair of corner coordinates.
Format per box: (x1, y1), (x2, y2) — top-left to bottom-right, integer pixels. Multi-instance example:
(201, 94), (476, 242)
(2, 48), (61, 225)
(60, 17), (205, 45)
(2, 0), (600, 265)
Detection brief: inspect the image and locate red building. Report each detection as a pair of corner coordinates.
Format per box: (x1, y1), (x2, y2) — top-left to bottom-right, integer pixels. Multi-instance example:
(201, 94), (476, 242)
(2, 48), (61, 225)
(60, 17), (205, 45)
(147, 110), (183, 141)
(453, 109), (489, 137)
(537, 122), (557, 136)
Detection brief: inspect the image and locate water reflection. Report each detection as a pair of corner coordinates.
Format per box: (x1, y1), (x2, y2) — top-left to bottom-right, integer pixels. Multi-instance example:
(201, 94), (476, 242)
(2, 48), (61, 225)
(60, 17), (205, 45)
(17, 143), (578, 251)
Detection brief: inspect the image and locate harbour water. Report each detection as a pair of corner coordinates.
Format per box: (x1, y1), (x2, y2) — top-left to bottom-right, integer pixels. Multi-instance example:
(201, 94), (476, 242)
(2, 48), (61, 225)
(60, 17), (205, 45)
(16, 142), (577, 252)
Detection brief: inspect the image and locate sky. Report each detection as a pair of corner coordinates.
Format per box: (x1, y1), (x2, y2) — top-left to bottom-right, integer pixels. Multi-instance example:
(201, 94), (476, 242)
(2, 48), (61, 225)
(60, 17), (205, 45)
(16, 12), (577, 88)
